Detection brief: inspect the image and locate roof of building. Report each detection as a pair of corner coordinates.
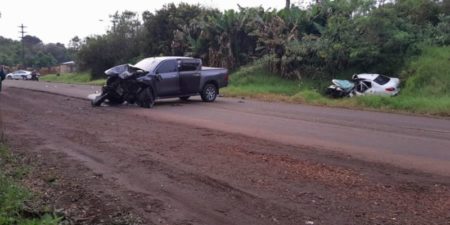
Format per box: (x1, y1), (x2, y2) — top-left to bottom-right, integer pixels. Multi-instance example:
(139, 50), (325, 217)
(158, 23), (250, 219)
(61, 61), (75, 65)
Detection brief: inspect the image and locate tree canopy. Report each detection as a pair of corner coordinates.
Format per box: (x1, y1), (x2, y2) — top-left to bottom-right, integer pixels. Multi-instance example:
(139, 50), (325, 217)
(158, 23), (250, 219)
(72, 0), (449, 79)
(0, 35), (72, 68)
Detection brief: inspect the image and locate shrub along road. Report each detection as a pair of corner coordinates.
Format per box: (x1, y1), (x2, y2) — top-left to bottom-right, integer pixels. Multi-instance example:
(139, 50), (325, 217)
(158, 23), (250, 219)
(1, 81), (449, 224)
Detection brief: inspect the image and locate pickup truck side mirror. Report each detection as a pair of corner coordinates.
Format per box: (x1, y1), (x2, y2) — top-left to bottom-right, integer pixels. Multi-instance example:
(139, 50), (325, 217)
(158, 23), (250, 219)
(155, 74), (162, 81)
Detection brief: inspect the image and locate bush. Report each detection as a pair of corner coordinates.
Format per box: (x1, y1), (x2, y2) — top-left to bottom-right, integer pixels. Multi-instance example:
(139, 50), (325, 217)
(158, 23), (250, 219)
(400, 46), (450, 97)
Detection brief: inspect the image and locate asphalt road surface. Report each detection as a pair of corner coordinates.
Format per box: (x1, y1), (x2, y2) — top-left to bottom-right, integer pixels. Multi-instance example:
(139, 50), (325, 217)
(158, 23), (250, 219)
(5, 80), (450, 176)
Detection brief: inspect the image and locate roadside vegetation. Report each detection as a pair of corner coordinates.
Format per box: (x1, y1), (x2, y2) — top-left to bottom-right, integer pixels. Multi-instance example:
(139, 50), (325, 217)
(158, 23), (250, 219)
(0, 36), (73, 68)
(0, 142), (60, 225)
(74, 0), (450, 115)
(223, 46), (450, 116)
(40, 72), (105, 85)
(73, 0), (449, 79)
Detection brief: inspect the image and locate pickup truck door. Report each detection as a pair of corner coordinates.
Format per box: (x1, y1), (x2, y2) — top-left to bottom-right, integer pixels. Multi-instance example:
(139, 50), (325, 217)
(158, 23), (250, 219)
(179, 59), (202, 94)
(155, 60), (180, 96)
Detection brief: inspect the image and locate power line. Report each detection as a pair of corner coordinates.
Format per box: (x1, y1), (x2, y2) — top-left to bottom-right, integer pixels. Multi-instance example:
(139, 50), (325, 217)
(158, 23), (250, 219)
(18, 24), (27, 66)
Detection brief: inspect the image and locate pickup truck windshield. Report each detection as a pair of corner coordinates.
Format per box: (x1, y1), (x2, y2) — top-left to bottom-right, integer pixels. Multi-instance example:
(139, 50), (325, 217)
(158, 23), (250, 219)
(134, 58), (160, 72)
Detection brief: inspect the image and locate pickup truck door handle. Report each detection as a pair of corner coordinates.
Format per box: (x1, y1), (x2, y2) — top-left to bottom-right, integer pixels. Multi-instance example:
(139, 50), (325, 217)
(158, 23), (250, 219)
(193, 73), (200, 77)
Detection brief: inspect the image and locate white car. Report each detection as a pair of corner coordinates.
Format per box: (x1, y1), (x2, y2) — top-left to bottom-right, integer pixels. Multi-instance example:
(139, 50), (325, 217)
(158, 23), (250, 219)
(351, 73), (400, 96)
(6, 70), (32, 80)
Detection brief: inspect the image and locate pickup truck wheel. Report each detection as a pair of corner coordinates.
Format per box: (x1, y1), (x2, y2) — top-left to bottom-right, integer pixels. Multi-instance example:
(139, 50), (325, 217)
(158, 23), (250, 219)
(201, 83), (218, 102)
(106, 96), (124, 105)
(138, 87), (155, 108)
(179, 96), (190, 101)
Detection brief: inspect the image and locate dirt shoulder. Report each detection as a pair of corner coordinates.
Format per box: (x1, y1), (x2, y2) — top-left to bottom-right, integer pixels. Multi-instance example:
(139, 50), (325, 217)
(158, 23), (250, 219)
(1, 88), (449, 225)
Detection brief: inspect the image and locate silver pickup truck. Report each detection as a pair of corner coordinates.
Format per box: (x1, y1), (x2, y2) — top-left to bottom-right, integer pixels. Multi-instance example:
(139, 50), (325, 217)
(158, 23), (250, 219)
(135, 56), (228, 102)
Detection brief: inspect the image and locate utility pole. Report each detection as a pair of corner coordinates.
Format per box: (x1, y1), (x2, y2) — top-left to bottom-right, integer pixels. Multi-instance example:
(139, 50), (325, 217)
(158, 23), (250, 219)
(286, 0), (290, 9)
(18, 24), (26, 67)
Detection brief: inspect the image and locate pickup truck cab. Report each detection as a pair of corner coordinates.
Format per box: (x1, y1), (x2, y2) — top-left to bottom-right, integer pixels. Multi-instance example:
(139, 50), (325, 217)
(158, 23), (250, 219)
(134, 56), (228, 102)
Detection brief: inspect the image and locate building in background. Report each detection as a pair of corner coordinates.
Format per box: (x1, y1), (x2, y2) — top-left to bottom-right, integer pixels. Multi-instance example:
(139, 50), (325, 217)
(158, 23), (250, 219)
(59, 61), (77, 73)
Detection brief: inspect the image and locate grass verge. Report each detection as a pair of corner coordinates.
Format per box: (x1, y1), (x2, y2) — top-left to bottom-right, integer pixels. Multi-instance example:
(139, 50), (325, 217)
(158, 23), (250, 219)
(0, 142), (60, 225)
(222, 46), (450, 117)
(40, 72), (105, 85)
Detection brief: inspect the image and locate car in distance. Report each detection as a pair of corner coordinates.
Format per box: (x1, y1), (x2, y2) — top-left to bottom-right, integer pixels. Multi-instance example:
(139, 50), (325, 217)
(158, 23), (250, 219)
(352, 73), (400, 96)
(6, 70), (32, 80)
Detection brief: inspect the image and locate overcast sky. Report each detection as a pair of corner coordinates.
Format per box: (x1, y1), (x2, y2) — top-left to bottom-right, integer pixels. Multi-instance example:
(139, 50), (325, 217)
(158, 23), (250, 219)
(0, 0), (286, 45)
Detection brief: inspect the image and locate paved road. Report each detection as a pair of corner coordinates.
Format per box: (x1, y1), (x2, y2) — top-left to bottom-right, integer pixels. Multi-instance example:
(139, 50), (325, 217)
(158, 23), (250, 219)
(4, 80), (450, 175)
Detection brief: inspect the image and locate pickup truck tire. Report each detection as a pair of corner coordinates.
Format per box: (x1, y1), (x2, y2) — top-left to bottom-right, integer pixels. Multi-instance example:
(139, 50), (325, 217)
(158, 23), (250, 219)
(179, 96), (190, 101)
(106, 92), (124, 105)
(138, 87), (155, 108)
(201, 83), (218, 102)
(107, 97), (124, 105)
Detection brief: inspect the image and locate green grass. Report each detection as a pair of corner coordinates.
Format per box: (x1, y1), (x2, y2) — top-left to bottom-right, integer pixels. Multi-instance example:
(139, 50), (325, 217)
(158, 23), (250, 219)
(222, 46), (450, 116)
(222, 65), (304, 96)
(0, 143), (60, 225)
(40, 72), (105, 85)
(400, 46), (450, 97)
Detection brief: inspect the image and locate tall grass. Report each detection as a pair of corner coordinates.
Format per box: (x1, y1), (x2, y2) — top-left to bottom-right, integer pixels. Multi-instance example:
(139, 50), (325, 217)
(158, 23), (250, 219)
(222, 65), (304, 96)
(0, 144), (60, 225)
(222, 64), (333, 105)
(400, 46), (450, 97)
(40, 72), (105, 85)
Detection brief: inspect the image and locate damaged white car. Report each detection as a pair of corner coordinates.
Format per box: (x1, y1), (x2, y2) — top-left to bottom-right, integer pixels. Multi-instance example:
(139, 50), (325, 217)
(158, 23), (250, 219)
(325, 74), (400, 98)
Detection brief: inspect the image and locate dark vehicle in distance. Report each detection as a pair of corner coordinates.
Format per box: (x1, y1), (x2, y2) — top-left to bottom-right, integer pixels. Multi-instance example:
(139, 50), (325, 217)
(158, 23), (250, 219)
(91, 56), (228, 108)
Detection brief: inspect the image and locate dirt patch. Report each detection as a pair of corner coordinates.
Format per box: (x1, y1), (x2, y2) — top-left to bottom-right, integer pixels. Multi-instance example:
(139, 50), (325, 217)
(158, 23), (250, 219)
(1, 88), (449, 225)
(14, 150), (143, 224)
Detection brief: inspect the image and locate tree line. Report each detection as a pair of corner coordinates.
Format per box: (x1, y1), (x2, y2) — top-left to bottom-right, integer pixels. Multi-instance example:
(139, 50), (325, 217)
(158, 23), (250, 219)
(75, 0), (449, 79)
(0, 35), (74, 68)
(77, 0), (450, 78)
(1, 0), (448, 78)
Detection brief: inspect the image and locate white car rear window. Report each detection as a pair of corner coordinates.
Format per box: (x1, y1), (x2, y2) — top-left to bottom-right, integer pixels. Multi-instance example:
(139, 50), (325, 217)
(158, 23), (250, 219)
(374, 75), (390, 85)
